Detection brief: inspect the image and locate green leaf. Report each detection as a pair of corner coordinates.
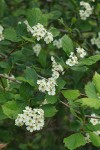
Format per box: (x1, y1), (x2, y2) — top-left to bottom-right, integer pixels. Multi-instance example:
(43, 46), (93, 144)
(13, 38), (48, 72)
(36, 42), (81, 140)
(85, 82), (98, 98)
(93, 72), (100, 94)
(89, 132), (100, 147)
(85, 124), (100, 132)
(0, 91), (13, 104)
(45, 95), (57, 104)
(18, 68), (38, 87)
(42, 104), (57, 117)
(79, 55), (100, 66)
(4, 27), (21, 42)
(63, 133), (86, 150)
(77, 98), (100, 109)
(0, 0), (7, 18)
(22, 36), (35, 43)
(49, 27), (60, 37)
(20, 83), (33, 100)
(38, 50), (47, 68)
(56, 78), (66, 91)
(0, 106), (7, 120)
(2, 101), (21, 119)
(27, 8), (48, 26)
(62, 34), (74, 55)
(62, 90), (80, 100)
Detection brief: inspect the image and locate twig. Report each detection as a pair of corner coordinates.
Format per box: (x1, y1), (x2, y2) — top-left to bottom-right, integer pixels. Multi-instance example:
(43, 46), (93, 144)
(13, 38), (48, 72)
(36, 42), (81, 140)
(60, 100), (100, 120)
(0, 41), (29, 62)
(85, 115), (100, 120)
(60, 100), (70, 108)
(0, 74), (21, 83)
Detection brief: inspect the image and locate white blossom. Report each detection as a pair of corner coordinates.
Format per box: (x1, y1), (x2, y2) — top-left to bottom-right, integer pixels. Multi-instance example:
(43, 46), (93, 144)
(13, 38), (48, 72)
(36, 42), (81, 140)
(89, 113), (100, 137)
(53, 39), (62, 49)
(76, 47), (87, 58)
(37, 79), (47, 92)
(66, 52), (78, 66)
(24, 21), (53, 44)
(91, 32), (100, 49)
(0, 25), (4, 41)
(15, 106), (44, 132)
(79, 2), (93, 20)
(24, 20), (34, 34)
(40, 99), (48, 106)
(85, 133), (91, 143)
(51, 56), (64, 79)
(33, 44), (41, 56)
(32, 23), (47, 41)
(15, 114), (24, 126)
(90, 114), (99, 125)
(37, 56), (64, 95)
(44, 32), (53, 44)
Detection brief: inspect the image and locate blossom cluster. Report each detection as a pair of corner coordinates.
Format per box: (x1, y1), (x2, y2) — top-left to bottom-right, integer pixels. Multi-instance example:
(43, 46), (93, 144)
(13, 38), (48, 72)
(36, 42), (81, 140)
(51, 56), (64, 79)
(15, 106), (44, 132)
(53, 39), (62, 49)
(66, 47), (86, 66)
(79, 1), (93, 20)
(33, 44), (41, 56)
(91, 32), (100, 49)
(85, 114), (100, 143)
(24, 21), (53, 44)
(0, 25), (4, 41)
(37, 56), (64, 95)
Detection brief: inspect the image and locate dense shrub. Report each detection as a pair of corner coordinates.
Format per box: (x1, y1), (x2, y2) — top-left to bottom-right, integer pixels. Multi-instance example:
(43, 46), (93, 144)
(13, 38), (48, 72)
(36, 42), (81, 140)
(0, 0), (100, 149)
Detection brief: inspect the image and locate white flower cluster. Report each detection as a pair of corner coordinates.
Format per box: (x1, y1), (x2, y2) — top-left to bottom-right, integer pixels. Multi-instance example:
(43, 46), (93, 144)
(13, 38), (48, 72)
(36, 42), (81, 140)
(90, 114), (100, 126)
(37, 56), (64, 95)
(66, 52), (78, 66)
(40, 99), (48, 106)
(37, 78), (57, 95)
(51, 56), (64, 79)
(24, 21), (53, 44)
(85, 113), (100, 143)
(53, 39), (62, 49)
(33, 44), (41, 56)
(66, 47), (86, 66)
(0, 25), (4, 41)
(79, 1), (93, 20)
(15, 106), (44, 132)
(91, 32), (100, 49)
(76, 47), (87, 58)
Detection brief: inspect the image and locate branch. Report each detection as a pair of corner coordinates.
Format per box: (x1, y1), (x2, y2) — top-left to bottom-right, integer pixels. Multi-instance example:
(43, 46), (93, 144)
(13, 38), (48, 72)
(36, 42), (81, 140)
(0, 41), (29, 62)
(60, 100), (100, 120)
(85, 115), (100, 120)
(60, 100), (70, 108)
(0, 74), (21, 83)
